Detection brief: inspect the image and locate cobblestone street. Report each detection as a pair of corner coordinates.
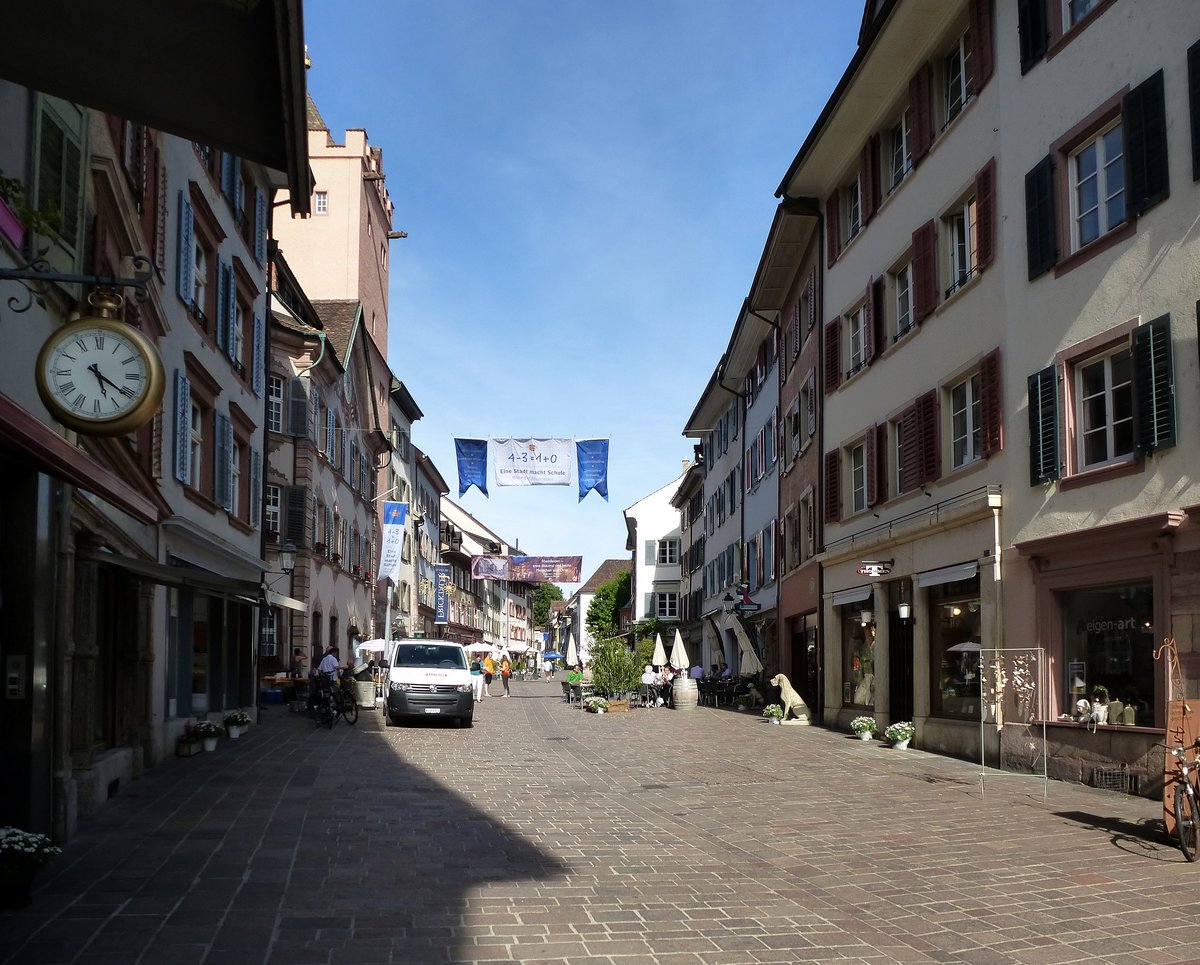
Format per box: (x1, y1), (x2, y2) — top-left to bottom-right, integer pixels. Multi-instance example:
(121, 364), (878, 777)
(1, 680), (1194, 964)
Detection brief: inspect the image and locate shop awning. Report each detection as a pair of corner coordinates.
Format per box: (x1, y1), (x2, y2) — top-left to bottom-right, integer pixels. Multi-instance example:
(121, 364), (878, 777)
(1, 0), (311, 215)
(88, 551), (261, 605)
(831, 585), (873, 606)
(916, 561), (979, 588)
(264, 587), (307, 613)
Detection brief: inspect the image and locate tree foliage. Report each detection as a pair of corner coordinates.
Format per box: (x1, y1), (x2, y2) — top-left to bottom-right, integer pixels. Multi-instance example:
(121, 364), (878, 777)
(585, 571), (630, 642)
(589, 635), (641, 697)
(531, 582), (564, 627)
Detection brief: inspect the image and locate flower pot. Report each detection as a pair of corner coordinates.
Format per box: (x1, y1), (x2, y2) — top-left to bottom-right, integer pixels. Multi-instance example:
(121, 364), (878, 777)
(596, 708), (605, 714)
(858, 731), (873, 741)
(226, 724), (242, 739)
(202, 737), (218, 752)
(893, 738), (911, 750)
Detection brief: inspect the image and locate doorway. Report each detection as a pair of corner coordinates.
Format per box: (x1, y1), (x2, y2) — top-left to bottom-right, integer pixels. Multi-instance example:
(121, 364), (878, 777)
(888, 612), (914, 722)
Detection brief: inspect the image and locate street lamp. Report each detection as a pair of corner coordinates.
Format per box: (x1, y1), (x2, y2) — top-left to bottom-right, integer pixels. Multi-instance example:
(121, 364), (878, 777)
(722, 592), (735, 614)
(278, 541), (297, 575)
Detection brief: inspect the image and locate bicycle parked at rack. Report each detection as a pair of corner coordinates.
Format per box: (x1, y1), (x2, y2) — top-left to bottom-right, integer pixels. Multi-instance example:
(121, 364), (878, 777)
(1159, 740), (1200, 861)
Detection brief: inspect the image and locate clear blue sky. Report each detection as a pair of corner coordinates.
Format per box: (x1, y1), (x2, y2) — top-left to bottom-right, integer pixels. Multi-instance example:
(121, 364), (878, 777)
(304, 1), (859, 589)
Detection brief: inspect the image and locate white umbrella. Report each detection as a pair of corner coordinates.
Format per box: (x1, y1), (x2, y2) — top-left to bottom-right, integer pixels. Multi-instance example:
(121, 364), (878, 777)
(505, 641), (531, 653)
(728, 615), (763, 676)
(651, 633), (668, 668)
(669, 628), (690, 671)
(465, 642), (498, 655)
(566, 633), (578, 667)
(356, 639), (387, 655)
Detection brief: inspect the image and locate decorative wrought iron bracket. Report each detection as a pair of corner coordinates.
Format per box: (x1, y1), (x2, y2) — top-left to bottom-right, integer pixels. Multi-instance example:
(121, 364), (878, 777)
(0, 253), (154, 323)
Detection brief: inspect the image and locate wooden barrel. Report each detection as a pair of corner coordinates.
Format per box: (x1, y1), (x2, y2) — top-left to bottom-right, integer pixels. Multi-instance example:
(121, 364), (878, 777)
(673, 676), (698, 710)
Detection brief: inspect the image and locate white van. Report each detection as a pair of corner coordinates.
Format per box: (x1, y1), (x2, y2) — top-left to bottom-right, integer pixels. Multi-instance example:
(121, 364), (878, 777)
(384, 639), (474, 728)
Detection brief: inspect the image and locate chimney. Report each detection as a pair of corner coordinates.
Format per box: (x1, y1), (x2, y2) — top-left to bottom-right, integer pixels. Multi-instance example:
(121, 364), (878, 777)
(682, 459), (689, 474)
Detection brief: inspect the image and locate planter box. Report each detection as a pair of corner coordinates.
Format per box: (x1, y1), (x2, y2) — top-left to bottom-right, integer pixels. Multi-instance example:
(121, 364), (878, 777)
(607, 699), (629, 714)
(175, 740), (203, 758)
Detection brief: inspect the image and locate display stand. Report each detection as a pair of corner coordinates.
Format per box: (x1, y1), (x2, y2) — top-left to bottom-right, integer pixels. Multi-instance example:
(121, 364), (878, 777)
(978, 647), (1049, 801)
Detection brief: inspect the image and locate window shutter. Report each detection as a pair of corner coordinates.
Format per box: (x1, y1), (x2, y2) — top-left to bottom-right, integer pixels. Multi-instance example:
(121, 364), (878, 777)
(824, 316), (842, 394)
(350, 441), (359, 487)
(251, 314), (264, 395)
(233, 162), (243, 214)
(807, 271), (816, 331)
(825, 194), (841, 267)
(862, 283), (876, 364)
(644, 593), (653, 618)
(806, 370), (817, 435)
(288, 377), (308, 436)
(1133, 314), (1176, 453)
(859, 136), (879, 226)
(326, 408), (335, 456)
(909, 62), (933, 166)
(1017, 0), (1048, 74)
(176, 190), (193, 305)
(911, 221), (937, 323)
(1189, 39), (1200, 181)
(823, 449), (841, 523)
(871, 278), (885, 362)
(250, 448), (262, 527)
(975, 157), (996, 271)
(979, 347), (1003, 457)
(645, 540), (656, 565)
(743, 448), (752, 493)
(1024, 154), (1057, 280)
(309, 494), (318, 548)
(865, 427), (878, 508)
(215, 260), (229, 353)
(899, 402), (919, 494)
(968, 0), (994, 93)
(285, 485), (307, 545)
(255, 187), (267, 265)
(917, 389), (941, 484)
(1124, 69), (1170, 217)
(214, 412), (232, 510)
(310, 390), (319, 444)
(173, 370), (191, 483)
(1027, 366), (1060, 484)
(874, 423), (889, 504)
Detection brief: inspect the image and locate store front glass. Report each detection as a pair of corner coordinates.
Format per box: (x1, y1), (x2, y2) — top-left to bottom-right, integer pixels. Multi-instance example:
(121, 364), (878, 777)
(842, 607), (875, 708)
(930, 577), (982, 719)
(1061, 583), (1153, 725)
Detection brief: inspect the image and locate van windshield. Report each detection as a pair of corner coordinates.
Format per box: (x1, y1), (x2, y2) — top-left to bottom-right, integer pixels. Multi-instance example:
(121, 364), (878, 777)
(392, 644), (467, 670)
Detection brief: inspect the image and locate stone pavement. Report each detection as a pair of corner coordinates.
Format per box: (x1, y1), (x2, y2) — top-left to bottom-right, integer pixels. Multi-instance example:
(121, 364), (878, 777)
(2, 679), (1197, 965)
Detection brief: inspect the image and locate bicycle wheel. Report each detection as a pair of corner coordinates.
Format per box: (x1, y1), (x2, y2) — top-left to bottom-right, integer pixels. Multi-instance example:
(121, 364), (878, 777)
(341, 691), (358, 725)
(1174, 779), (1199, 861)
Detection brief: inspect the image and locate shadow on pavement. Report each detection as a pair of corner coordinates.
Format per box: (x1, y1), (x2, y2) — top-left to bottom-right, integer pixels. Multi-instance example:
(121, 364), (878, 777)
(1053, 809), (1174, 860)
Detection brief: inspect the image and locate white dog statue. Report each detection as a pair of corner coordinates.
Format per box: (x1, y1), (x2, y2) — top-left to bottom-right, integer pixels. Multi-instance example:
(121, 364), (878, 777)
(770, 673), (812, 725)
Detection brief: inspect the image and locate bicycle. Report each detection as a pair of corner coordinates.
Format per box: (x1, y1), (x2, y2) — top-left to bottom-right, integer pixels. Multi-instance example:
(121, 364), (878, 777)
(1159, 740), (1200, 861)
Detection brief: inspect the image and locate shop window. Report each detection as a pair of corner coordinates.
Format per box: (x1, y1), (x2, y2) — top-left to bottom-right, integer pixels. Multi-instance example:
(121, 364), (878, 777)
(842, 609), (875, 707)
(930, 578), (982, 719)
(1061, 583), (1154, 724)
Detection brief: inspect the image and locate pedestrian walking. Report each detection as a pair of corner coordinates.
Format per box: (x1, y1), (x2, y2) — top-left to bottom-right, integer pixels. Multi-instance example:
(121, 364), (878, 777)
(543, 657), (552, 682)
(470, 656), (485, 702)
(482, 652), (495, 697)
(500, 654), (512, 697)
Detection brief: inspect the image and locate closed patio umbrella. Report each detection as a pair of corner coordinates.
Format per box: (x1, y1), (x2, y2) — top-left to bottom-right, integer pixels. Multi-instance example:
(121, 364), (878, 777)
(566, 633), (578, 667)
(728, 615), (763, 676)
(651, 633), (668, 668)
(669, 628), (690, 670)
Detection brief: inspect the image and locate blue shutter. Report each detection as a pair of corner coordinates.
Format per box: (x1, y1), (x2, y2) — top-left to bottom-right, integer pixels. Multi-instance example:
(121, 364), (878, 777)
(255, 187), (267, 265)
(233, 162), (244, 214)
(215, 260), (229, 353)
(326, 409), (335, 458)
(223, 262), (236, 359)
(287, 377), (308, 436)
(250, 448), (263, 527)
(251, 313), (265, 395)
(173, 370), (191, 483)
(220, 153), (235, 204)
(214, 412), (232, 510)
(176, 190), (193, 305)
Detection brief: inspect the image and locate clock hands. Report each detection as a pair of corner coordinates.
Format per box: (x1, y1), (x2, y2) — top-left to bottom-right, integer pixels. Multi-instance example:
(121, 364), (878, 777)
(88, 363), (133, 400)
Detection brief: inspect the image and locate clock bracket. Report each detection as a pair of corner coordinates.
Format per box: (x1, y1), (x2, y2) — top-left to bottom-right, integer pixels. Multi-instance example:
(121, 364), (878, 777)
(0, 252), (153, 325)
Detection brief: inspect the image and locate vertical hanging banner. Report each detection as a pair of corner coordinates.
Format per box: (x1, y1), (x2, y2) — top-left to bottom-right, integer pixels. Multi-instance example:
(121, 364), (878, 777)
(577, 438), (609, 502)
(378, 501), (408, 584)
(491, 438), (574, 487)
(455, 438), (488, 497)
(434, 563), (451, 625)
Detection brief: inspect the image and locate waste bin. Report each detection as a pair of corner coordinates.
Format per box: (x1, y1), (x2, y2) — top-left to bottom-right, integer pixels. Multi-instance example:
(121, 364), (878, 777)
(355, 680), (376, 708)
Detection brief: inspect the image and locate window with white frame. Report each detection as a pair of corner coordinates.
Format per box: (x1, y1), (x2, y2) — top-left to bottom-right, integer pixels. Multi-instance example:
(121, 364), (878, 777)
(1067, 0), (1095, 27)
(188, 401), (203, 489)
(314, 191), (328, 215)
(267, 376), (283, 432)
(889, 111), (911, 191)
(847, 305), (866, 375)
(892, 419), (906, 496)
(265, 484), (280, 533)
(946, 196), (978, 296)
(654, 592), (679, 619)
(1070, 121), (1125, 251)
(951, 373), (983, 468)
(656, 539), (680, 565)
(799, 491), (815, 561)
(893, 263), (913, 338)
(231, 303), (244, 366)
(1076, 346), (1133, 469)
(944, 29), (974, 125)
(192, 244), (208, 317)
(850, 444), (867, 514)
(845, 176), (862, 240)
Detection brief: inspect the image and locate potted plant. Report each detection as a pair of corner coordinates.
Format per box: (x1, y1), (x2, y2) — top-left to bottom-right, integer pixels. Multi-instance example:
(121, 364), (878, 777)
(583, 695), (609, 714)
(884, 720), (915, 749)
(851, 716), (878, 740)
(762, 703), (785, 724)
(190, 719), (224, 751)
(223, 710), (251, 739)
(0, 826), (61, 908)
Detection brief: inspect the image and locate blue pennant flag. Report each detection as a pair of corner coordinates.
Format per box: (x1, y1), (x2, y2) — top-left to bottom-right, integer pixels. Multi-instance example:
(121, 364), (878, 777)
(455, 438), (488, 497)
(576, 439), (609, 502)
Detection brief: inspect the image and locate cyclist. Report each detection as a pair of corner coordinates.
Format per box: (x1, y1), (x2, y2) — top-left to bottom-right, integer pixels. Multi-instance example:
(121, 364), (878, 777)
(310, 645), (340, 717)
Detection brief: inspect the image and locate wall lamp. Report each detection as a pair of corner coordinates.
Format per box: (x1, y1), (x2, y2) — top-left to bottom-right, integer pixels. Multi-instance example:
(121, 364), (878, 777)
(278, 541), (297, 575)
(860, 609), (874, 627)
(897, 602), (912, 621)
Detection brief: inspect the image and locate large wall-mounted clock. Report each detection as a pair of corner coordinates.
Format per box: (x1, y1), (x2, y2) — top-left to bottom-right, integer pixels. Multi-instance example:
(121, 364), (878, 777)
(35, 292), (166, 437)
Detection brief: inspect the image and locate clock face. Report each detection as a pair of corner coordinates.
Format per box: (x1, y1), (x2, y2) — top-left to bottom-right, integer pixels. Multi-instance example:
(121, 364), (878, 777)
(36, 319), (165, 436)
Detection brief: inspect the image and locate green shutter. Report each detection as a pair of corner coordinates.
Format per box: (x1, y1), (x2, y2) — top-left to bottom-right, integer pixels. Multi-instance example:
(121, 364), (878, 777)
(1027, 366), (1059, 484)
(1133, 314), (1176, 453)
(1025, 155), (1056, 280)
(1124, 70), (1170, 216)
